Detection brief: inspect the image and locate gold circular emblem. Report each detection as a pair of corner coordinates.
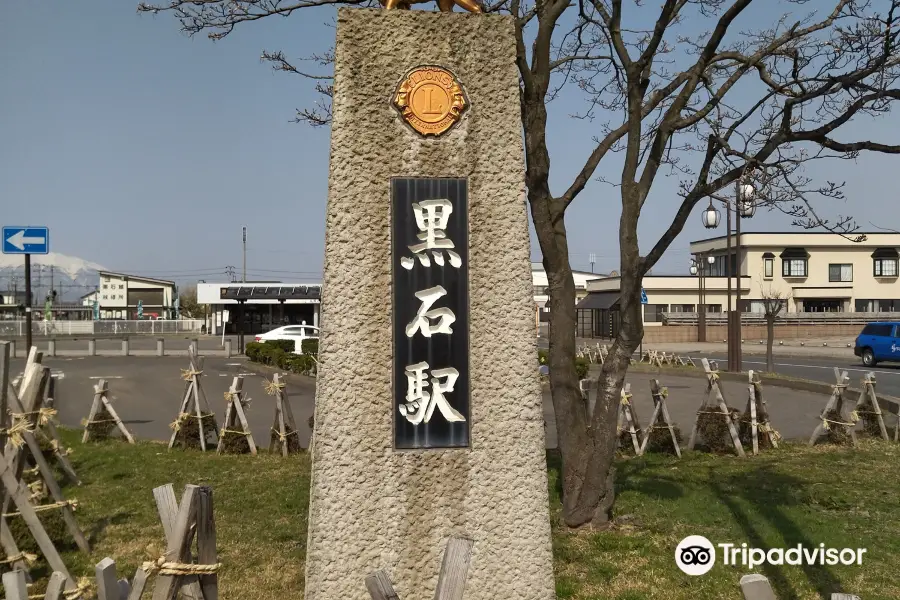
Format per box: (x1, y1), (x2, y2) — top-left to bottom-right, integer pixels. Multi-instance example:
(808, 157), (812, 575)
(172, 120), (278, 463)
(393, 66), (468, 137)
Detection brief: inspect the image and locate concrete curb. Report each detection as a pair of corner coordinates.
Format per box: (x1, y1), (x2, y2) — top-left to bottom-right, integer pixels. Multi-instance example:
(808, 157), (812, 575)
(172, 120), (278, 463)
(624, 363), (900, 416)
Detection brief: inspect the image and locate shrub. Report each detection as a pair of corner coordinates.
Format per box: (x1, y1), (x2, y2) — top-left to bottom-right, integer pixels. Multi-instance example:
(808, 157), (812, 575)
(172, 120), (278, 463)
(282, 353), (314, 375)
(245, 342), (265, 362)
(574, 357), (590, 380)
(535, 350), (590, 380)
(301, 338), (319, 356)
(265, 339), (295, 353)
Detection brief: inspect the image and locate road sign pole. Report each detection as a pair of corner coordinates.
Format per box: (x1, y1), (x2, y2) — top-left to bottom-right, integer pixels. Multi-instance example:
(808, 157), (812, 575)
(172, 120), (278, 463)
(24, 254), (32, 352)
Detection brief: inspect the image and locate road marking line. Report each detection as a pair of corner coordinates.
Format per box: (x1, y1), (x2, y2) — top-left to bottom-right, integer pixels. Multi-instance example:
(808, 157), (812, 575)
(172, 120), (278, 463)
(226, 363), (242, 366)
(89, 376), (123, 379)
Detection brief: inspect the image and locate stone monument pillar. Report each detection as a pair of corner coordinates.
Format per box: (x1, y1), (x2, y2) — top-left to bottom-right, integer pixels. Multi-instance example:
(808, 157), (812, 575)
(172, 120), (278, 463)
(305, 8), (555, 600)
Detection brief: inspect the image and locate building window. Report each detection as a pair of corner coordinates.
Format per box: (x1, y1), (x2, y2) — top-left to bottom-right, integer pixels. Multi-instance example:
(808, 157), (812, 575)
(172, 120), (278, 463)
(828, 264), (853, 282)
(102, 295), (108, 300)
(874, 258), (898, 277)
(118, 294), (124, 299)
(706, 304), (723, 313)
(782, 259), (807, 277)
(643, 304), (668, 323)
(102, 284), (108, 289)
(764, 258), (774, 278)
(119, 284), (124, 289)
(780, 247), (809, 277)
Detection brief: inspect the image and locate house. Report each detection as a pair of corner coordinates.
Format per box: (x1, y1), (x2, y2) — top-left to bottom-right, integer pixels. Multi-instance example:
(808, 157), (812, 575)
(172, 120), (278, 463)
(575, 232), (900, 339)
(95, 271), (177, 319)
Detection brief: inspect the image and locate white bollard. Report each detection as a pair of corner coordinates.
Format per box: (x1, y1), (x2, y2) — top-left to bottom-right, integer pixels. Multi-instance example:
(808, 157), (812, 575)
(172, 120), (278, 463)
(157, 338), (165, 357)
(224, 339), (232, 358)
(122, 338), (129, 356)
(48, 339), (56, 357)
(88, 339), (96, 356)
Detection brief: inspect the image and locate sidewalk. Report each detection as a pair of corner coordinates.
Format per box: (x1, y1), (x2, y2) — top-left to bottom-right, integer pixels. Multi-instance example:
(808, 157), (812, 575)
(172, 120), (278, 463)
(576, 337), (858, 359)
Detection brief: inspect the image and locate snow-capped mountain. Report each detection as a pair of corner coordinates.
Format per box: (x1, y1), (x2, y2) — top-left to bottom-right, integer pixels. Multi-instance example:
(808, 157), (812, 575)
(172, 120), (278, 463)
(0, 252), (107, 302)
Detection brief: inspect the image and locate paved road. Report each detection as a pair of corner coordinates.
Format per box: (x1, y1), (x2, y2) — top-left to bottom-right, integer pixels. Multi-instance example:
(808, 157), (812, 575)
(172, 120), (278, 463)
(701, 353), (900, 398)
(540, 372), (889, 449)
(8, 353), (886, 451)
(7, 355), (315, 449)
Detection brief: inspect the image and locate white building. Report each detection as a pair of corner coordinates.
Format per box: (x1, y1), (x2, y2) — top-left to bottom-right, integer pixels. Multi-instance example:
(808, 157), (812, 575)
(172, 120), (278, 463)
(196, 282), (322, 335)
(93, 271), (177, 319)
(532, 261), (605, 328)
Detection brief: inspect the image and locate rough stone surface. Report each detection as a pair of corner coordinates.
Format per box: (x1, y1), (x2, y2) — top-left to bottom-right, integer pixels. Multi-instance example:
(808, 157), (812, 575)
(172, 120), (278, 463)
(305, 8), (555, 600)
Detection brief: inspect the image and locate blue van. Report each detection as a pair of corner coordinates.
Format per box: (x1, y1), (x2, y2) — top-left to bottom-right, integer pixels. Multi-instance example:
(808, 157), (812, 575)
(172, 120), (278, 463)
(854, 322), (900, 366)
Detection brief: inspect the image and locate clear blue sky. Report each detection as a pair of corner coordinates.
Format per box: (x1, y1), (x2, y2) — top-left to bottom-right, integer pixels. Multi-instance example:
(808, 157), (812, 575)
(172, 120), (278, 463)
(2, 0), (897, 284)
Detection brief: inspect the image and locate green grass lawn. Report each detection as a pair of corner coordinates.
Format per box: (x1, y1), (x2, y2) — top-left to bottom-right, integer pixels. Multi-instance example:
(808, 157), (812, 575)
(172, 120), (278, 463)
(11, 431), (900, 599)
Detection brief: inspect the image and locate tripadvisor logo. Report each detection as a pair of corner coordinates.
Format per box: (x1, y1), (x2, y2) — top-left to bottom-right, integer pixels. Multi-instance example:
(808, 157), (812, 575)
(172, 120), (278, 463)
(675, 536), (867, 575)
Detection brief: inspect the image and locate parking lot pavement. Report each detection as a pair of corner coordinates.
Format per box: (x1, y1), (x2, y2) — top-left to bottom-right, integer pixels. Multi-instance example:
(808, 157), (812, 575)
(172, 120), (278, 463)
(8, 355), (315, 450)
(540, 373), (897, 450)
(9, 355), (884, 453)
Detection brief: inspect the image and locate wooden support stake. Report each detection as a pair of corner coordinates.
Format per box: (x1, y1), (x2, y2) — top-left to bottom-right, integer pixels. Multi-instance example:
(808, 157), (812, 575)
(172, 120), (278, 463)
(3, 569), (28, 600)
(688, 359), (745, 457)
(95, 557), (120, 600)
(217, 378), (256, 455)
(127, 567), (151, 600)
(739, 573), (777, 600)
(809, 369), (854, 446)
(153, 484), (202, 600)
(365, 571), (401, 600)
(640, 379), (680, 458)
(152, 484), (200, 600)
(0, 342), (9, 452)
(433, 536), (474, 600)
(196, 486), (219, 600)
(856, 373), (889, 441)
(0, 451), (76, 591)
(0, 520), (31, 581)
(43, 572), (67, 600)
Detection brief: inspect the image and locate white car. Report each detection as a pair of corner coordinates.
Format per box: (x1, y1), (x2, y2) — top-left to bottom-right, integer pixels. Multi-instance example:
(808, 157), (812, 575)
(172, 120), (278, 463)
(255, 325), (319, 353)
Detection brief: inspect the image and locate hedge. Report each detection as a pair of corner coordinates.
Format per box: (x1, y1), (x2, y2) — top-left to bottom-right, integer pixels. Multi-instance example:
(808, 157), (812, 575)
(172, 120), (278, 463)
(538, 349), (590, 380)
(246, 340), (318, 376)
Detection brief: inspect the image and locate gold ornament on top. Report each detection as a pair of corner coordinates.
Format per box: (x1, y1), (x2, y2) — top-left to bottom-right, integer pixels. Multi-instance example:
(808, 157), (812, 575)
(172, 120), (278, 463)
(393, 66), (468, 137)
(380, 0), (483, 13)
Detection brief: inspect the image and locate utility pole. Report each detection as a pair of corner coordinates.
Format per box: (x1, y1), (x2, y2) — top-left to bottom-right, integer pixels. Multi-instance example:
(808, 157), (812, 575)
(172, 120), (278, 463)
(589, 253), (596, 274)
(25, 256), (32, 352)
(50, 266), (54, 303)
(242, 226), (247, 283)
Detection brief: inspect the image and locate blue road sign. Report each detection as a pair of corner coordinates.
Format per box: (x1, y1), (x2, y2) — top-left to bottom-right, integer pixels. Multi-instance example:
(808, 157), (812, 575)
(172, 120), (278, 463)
(640, 288), (648, 304)
(2, 227), (49, 255)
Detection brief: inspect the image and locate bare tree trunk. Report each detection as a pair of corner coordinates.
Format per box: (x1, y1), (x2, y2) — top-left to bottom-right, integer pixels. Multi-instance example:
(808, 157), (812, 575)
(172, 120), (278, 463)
(528, 190), (593, 527)
(766, 315), (775, 372)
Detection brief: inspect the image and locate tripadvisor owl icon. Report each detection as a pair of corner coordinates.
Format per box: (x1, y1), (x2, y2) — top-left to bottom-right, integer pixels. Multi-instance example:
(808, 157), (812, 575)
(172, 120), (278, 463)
(676, 535), (716, 576)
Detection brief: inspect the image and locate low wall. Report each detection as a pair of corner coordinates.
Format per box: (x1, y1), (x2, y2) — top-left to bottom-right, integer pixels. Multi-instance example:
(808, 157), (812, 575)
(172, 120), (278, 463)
(641, 323), (862, 344)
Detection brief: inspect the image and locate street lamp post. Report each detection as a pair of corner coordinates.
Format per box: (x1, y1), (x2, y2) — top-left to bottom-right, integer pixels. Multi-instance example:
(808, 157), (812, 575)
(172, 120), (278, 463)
(700, 173), (759, 372)
(691, 254), (716, 343)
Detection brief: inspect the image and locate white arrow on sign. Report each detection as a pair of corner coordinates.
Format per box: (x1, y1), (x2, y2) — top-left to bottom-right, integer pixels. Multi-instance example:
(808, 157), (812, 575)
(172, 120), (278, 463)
(6, 230), (46, 251)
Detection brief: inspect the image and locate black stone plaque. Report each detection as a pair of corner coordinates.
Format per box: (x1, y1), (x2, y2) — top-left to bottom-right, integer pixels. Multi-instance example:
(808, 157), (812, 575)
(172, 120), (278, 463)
(392, 177), (470, 449)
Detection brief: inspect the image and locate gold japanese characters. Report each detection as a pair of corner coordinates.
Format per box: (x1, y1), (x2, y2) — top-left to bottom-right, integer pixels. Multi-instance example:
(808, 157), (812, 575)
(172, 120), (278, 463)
(393, 66), (468, 137)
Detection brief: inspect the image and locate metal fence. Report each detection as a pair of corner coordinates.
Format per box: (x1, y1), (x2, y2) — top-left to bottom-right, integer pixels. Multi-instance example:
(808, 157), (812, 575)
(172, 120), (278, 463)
(0, 319), (205, 337)
(661, 311), (899, 325)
